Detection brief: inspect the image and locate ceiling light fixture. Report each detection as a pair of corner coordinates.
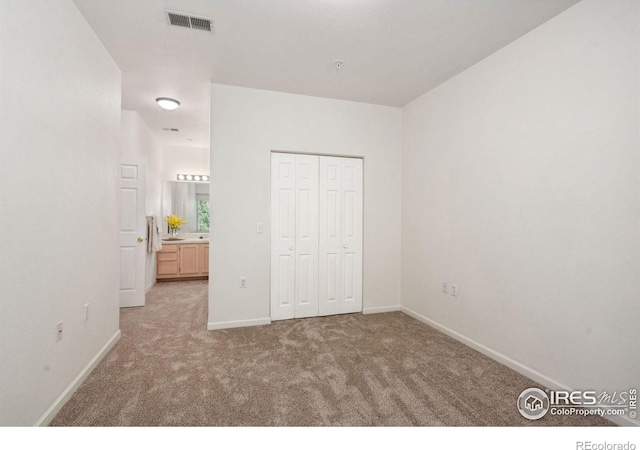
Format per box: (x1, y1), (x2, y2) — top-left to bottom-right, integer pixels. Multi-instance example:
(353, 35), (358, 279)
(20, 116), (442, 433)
(177, 174), (209, 182)
(156, 97), (181, 110)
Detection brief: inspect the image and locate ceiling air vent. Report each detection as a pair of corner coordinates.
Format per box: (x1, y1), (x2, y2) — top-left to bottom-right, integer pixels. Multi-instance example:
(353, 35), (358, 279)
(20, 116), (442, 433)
(166, 11), (212, 32)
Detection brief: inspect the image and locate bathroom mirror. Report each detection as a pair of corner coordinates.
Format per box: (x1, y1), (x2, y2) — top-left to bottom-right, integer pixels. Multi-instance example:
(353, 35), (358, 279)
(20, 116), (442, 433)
(162, 181), (210, 233)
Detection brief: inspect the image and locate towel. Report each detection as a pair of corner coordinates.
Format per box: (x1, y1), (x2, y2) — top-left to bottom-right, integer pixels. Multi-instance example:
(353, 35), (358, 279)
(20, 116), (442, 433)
(146, 216), (162, 253)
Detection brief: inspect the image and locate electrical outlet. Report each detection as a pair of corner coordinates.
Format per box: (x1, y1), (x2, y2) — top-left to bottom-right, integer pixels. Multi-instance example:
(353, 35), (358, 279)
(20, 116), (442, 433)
(240, 277), (247, 288)
(441, 282), (448, 294)
(56, 321), (63, 342)
(451, 284), (459, 297)
(84, 303), (90, 321)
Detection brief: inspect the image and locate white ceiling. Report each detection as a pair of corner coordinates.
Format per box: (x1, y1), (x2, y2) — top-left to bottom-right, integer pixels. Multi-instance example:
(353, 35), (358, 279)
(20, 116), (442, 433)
(73, 0), (580, 148)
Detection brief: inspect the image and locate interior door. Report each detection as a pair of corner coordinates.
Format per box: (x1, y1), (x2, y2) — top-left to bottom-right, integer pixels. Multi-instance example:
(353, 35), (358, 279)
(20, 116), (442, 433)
(270, 153), (296, 320)
(119, 156), (147, 308)
(318, 157), (342, 316)
(271, 153), (362, 320)
(319, 156), (363, 316)
(339, 157), (363, 314)
(293, 154), (319, 318)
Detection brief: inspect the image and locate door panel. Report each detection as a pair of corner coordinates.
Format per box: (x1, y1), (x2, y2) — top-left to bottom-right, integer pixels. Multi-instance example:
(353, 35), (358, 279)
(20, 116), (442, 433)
(179, 245), (199, 274)
(319, 157), (343, 316)
(319, 156), (363, 315)
(119, 248), (136, 290)
(201, 245), (209, 274)
(340, 157), (363, 314)
(294, 155), (319, 318)
(119, 157), (146, 308)
(271, 153), (296, 320)
(326, 253), (338, 303)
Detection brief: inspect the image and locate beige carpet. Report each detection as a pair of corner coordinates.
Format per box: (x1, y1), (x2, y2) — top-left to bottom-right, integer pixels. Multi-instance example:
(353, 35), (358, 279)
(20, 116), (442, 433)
(51, 280), (610, 426)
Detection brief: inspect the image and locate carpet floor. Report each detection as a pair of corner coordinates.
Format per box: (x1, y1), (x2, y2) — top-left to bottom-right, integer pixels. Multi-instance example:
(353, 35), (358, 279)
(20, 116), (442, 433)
(51, 280), (610, 426)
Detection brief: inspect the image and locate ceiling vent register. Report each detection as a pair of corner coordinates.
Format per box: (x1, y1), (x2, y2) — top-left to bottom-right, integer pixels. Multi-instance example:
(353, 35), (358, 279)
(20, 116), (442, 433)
(166, 11), (212, 32)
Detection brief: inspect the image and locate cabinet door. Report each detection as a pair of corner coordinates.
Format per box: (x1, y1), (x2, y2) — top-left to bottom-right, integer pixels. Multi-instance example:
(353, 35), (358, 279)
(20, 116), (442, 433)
(179, 244), (199, 275)
(201, 244), (209, 275)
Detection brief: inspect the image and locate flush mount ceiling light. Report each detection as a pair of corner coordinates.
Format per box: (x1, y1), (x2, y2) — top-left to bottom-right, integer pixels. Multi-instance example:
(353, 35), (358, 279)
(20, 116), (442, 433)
(156, 97), (181, 110)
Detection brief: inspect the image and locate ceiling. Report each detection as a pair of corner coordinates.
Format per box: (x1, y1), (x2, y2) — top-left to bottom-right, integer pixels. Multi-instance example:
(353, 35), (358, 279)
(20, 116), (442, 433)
(73, 0), (580, 148)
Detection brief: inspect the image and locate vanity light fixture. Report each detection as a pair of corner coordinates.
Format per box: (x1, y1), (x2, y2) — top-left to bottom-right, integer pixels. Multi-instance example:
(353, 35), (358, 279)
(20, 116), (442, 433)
(177, 174), (209, 182)
(156, 97), (181, 110)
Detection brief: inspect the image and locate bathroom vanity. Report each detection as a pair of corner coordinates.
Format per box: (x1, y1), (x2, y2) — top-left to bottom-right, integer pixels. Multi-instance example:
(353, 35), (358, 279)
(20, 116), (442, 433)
(157, 240), (209, 280)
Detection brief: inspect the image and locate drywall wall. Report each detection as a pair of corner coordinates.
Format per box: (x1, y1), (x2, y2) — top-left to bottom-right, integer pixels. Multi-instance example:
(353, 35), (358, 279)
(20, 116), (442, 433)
(209, 84), (402, 328)
(121, 110), (164, 290)
(401, 0), (639, 419)
(0, 0), (122, 425)
(163, 145), (210, 181)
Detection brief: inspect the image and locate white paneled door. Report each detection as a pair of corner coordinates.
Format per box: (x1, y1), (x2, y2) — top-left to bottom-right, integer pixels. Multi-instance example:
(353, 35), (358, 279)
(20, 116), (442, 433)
(319, 156), (363, 316)
(271, 152), (362, 321)
(271, 153), (320, 320)
(271, 153), (296, 320)
(119, 156), (146, 308)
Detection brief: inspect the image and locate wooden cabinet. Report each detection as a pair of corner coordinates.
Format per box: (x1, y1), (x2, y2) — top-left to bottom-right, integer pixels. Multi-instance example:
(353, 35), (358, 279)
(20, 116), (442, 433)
(157, 244), (179, 277)
(157, 243), (209, 280)
(201, 244), (209, 275)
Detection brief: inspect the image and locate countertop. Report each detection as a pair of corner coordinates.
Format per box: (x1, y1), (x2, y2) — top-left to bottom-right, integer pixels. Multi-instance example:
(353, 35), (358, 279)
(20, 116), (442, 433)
(161, 238), (209, 244)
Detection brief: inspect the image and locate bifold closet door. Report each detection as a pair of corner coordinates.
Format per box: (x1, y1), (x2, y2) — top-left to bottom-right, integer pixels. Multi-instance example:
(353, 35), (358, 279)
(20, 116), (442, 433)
(319, 157), (363, 316)
(270, 153), (319, 320)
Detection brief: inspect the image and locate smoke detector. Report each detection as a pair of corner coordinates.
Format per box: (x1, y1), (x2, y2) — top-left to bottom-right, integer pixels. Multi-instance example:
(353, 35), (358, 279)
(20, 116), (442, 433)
(334, 60), (345, 72)
(165, 11), (213, 32)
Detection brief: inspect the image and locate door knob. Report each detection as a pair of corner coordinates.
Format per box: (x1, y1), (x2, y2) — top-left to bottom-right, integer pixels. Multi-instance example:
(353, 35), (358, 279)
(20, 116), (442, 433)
(343, 244), (348, 249)
(289, 245), (294, 251)
(137, 237), (144, 243)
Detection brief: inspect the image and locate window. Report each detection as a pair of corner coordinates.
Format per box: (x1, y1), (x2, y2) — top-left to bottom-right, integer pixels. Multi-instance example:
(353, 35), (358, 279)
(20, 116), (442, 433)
(196, 194), (209, 232)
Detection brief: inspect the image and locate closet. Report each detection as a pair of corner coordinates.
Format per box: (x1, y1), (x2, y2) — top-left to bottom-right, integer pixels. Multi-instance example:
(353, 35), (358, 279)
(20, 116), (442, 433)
(270, 152), (363, 320)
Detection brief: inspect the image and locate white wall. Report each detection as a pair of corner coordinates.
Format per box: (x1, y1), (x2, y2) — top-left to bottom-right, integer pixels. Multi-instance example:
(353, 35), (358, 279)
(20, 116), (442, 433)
(121, 110), (164, 290)
(163, 145), (210, 181)
(0, 0), (122, 426)
(209, 84), (402, 328)
(401, 0), (639, 419)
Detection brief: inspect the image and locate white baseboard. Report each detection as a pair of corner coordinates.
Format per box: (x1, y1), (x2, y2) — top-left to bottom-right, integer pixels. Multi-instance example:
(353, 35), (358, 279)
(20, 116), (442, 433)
(207, 317), (271, 330)
(400, 306), (639, 427)
(362, 305), (402, 315)
(145, 280), (156, 293)
(36, 330), (121, 426)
